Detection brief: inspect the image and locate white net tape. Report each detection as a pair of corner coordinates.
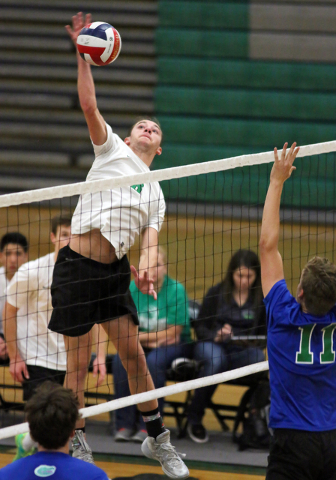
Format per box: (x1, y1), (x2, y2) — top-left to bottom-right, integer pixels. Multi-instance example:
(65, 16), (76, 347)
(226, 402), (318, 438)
(0, 361), (269, 440)
(0, 140), (335, 208)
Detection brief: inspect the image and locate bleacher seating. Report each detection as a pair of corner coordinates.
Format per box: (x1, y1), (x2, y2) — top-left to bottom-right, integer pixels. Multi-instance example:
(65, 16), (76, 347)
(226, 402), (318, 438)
(0, 0), (158, 193)
(155, 0), (336, 207)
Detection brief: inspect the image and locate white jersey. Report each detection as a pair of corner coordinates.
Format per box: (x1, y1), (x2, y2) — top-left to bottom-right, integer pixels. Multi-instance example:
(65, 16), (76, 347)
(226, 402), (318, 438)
(0, 266), (8, 335)
(5, 253), (66, 371)
(71, 123), (166, 259)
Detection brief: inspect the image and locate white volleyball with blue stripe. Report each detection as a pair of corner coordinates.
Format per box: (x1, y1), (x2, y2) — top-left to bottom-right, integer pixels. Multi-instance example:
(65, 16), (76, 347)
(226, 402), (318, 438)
(77, 22), (122, 66)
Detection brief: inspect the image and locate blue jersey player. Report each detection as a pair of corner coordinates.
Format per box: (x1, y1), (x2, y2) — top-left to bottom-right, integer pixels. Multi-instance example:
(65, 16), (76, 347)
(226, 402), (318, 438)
(259, 142), (336, 480)
(0, 382), (108, 480)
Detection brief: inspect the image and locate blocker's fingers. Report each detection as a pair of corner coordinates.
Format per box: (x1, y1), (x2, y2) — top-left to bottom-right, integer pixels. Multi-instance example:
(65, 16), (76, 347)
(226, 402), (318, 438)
(274, 147), (278, 160)
(274, 147), (279, 161)
(288, 142), (297, 157)
(281, 142), (288, 159)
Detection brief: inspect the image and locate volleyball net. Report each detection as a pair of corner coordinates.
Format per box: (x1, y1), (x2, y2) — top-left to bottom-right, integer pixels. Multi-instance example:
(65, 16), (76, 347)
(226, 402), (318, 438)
(0, 140), (335, 440)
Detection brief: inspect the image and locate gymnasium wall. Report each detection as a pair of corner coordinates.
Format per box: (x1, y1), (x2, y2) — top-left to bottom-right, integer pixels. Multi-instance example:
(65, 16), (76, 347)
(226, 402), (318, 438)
(154, 1), (336, 208)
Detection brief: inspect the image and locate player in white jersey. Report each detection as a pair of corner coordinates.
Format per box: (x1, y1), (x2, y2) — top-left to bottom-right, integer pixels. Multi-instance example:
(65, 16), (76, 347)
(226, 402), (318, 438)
(4, 215), (107, 461)
(0, 233), (28, 361)
(48, 12), (189, 479)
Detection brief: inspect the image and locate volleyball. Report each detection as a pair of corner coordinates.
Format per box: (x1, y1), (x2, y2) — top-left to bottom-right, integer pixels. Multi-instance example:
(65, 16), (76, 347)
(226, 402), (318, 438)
(77, 22), (122, 66)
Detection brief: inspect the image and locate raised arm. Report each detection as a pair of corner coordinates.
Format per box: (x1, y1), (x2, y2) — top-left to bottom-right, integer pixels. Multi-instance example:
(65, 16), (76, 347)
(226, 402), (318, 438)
(66, 12), (107, 146)
(3, 302), (29, 383)
(259, 142), (300, 297)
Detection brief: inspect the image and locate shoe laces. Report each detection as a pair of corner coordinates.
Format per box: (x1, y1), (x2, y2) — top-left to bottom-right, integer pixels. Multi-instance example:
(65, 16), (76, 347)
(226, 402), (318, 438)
(155, 441), (186, 468)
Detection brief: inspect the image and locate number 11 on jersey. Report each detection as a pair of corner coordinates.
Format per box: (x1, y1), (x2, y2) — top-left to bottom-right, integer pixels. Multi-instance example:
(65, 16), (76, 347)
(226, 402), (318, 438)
(296, 324), (336, 364)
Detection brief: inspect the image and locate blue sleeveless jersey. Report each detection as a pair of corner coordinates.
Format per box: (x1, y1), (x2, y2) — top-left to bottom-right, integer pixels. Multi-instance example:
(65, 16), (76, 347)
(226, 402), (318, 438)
(265, 280), (336, 431)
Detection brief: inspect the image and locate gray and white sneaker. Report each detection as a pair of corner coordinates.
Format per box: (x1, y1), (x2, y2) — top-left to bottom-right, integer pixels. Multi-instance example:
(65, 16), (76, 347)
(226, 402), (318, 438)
(114, 428), (133, 442)
(71, 430), (95, 464)
(141, 430), (189, 479)
(131, 429), (147, 443)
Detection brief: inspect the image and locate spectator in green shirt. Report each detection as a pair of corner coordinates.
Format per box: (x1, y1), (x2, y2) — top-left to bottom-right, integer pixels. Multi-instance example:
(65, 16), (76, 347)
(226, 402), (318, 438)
(113, 247), (193, 443)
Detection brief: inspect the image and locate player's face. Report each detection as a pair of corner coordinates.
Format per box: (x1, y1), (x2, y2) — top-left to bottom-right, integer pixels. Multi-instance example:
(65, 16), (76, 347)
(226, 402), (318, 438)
(0, 243), (28, 279)
(232, 266), (257, 293)
(51, 225), (71, 256)
(129, 120), (162, 153)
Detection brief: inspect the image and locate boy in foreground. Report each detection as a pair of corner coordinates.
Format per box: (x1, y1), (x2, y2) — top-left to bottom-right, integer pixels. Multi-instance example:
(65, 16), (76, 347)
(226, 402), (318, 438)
(260, 142), (336, 480)
(0, 382), (109, 480)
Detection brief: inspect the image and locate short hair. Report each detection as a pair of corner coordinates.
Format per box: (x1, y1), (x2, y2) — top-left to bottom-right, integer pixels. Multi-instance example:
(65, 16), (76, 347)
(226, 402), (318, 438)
(128, 116), (163, 144)
(25, 381), (79, 450)
(301, 256), (336, 316)
(0, 232), (28, 253)
(51, 213), (72, 235)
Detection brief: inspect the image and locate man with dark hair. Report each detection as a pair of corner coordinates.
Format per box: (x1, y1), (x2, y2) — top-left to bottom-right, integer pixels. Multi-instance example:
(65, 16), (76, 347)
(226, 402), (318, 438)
(0, 382), (109, 479)
(3, 215), (106, 461)
(0, 232), (29, 361)
(259, 142), (336, 480)
(47, 12), (189, 479)
(3, 215), (70, 460)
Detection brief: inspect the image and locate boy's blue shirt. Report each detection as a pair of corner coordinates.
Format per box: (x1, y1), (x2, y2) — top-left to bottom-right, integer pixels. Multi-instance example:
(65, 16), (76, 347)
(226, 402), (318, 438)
(0, 451), (108, 479)
(265, 279), (336, 431)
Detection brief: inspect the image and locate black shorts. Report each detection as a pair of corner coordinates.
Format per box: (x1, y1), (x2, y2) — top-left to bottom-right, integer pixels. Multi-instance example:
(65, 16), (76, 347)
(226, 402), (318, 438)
(22, 365), (66, 401)
(266, 428), (336, 480)
(48, 245), (139, 337)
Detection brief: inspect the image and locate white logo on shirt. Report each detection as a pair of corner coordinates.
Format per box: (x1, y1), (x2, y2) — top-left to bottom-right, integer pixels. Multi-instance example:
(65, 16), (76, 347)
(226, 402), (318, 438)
(34, 465), (57, 477)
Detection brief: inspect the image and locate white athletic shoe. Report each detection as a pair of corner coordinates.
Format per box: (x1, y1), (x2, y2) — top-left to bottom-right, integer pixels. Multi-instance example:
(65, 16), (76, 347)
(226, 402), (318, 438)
(71, 430), (95, 464)
(141, 430), (189, 479)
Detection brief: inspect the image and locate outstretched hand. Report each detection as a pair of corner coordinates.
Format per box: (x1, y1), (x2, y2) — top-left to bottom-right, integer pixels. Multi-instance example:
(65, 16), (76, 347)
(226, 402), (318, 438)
(271, 142), (300, 184)
(131, 265), (157, 300)
(65, 11), (92, 46)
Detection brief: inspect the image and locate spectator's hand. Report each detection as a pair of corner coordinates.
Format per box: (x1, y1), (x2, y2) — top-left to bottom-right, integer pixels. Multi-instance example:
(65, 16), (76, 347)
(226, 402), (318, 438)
(9, 356), (29, 383)
(92, 355), (107, 387)
(65, 12), (92, 47)
(131, 265), (157, 300)
(0, 337), (8, 360)
(214, 324), (232, 343)
(271, 142), (300, 184)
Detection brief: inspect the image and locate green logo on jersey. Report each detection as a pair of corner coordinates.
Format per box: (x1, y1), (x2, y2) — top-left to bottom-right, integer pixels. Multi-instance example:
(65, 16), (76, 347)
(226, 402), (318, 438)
(131, 184), (144, 194)
(34, 465), (57, 477)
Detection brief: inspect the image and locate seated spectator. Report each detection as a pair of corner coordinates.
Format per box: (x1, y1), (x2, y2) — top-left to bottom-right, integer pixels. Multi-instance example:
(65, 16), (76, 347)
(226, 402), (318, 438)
(0, 233), (29, 363)
(113, 247), (193, 443)
(4, 215), (107, 461)
(187, 249), (266, 443)
(0, 381), (109, 480)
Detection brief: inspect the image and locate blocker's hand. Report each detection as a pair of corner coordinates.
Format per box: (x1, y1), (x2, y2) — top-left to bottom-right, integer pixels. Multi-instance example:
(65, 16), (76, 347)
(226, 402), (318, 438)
(131, 265), (157, 300)
(65, 11), (92, 46)
(271, 142), (300, 184)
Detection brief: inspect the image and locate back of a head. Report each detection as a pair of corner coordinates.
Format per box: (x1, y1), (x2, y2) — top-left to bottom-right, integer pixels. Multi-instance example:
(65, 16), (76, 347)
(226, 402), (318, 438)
(301, 256), (336, 316)
(0, 232), (28, 252)
(25, 381), (79, 450)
